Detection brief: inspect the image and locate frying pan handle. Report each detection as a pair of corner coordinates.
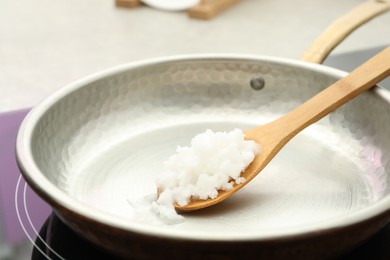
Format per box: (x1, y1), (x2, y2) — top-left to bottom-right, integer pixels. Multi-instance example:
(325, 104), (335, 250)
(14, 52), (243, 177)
(300, 0), (390, 64)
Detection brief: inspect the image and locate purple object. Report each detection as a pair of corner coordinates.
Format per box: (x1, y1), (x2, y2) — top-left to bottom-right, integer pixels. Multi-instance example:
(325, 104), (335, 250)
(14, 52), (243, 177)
(0, 109), (51, 244)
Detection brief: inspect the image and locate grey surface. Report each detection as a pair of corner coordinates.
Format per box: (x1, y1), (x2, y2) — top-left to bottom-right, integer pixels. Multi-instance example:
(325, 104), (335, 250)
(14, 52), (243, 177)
(1, 0), (390, 112)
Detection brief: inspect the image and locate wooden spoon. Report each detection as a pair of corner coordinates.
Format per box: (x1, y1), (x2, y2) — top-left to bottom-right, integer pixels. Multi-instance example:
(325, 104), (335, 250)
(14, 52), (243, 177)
(175, 46), (390, 212)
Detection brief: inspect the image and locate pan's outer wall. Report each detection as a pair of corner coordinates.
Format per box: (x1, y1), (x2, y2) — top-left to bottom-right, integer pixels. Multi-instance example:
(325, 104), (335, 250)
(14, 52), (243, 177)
(53, 205), (390, 259)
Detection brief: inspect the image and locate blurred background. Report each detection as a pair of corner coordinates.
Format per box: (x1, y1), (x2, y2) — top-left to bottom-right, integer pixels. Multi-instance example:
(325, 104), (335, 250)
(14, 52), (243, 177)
(1, 0), (389, 112)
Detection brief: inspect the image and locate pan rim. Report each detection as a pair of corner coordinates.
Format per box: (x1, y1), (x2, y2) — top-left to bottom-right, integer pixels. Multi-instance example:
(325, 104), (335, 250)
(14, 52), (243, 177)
(16, 53), (390, 242)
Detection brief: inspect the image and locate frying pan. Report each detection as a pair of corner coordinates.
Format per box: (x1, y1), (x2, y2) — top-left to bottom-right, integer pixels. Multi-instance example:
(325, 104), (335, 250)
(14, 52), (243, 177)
(16, 1), (390, 259)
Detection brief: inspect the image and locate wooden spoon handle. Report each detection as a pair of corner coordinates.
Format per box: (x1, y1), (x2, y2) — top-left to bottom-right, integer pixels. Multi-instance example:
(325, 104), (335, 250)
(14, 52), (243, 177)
(277, 46), (390, 140)
(300, 0), (390, 64)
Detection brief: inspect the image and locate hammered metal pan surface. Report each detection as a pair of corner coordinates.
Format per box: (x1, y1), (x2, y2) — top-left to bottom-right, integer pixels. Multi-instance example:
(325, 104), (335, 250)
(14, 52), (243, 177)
(16, 55), (390, 258)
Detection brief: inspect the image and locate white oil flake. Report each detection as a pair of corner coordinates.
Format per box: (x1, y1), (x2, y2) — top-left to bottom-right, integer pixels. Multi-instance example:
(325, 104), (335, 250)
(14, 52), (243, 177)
(153, 129), (260, 222)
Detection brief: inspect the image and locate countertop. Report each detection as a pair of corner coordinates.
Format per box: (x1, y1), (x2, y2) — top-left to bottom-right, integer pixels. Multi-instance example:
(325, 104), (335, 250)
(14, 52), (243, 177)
(1, 0), (390, 112)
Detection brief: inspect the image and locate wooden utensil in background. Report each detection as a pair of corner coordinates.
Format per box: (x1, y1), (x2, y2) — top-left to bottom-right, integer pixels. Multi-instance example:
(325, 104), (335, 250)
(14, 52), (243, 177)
(115, 0), (141, 8)
(115, 0), (242, 19)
